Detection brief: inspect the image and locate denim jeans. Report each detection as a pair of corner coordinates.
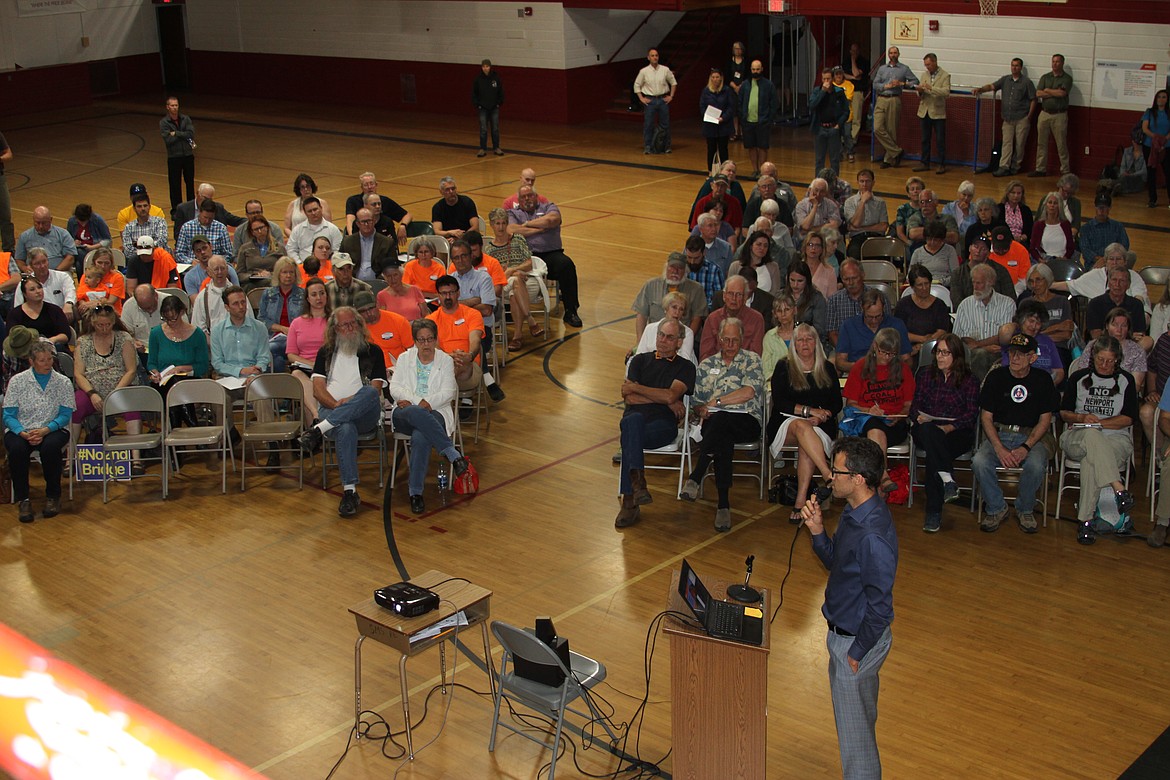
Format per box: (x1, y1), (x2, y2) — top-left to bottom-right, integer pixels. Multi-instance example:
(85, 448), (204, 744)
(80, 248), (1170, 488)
(813, 125), (843, 178)
(392, 404), (459, 497)
(478, 107), (500, 151)
(269, 334), (287, 374)
(619, 411), (679, 494)
(971, 430), (1049, 515)
(642, 97), (670, 151)
(321, 385), (381, 487)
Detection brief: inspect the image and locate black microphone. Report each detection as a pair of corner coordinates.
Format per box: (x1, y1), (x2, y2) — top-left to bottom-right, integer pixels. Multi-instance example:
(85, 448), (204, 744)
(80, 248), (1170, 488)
(727, 554), (762, 603)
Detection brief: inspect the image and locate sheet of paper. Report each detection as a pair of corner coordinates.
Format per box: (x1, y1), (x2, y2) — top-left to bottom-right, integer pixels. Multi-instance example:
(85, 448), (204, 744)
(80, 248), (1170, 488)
(410, 610), (469, 644)
(216, 376), (246, 391)
(703, 105), (723, 124)
(918, 413), (956, 422)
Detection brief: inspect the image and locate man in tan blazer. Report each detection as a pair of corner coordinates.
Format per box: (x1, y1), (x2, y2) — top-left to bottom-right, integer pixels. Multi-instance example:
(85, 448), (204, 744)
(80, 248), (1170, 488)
(914, 53), (951, 174)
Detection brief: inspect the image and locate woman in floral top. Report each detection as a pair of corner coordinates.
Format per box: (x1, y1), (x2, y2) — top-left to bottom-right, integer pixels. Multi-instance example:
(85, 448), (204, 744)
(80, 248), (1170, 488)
(678, 317), (765, 533)
(909, 333), (979, 533)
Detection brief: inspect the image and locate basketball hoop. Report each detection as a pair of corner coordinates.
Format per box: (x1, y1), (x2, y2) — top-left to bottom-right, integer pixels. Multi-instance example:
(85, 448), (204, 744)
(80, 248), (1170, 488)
(978, 0), (999, 16)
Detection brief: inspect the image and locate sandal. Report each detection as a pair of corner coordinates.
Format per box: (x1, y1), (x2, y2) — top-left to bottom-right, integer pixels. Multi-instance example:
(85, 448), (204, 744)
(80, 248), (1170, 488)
(528, 321), (545, 339)
(508, 337), (524, 351)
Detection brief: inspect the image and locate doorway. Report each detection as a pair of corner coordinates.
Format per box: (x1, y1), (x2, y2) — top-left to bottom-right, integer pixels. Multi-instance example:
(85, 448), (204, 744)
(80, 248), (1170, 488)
(156, 5), (189, 91)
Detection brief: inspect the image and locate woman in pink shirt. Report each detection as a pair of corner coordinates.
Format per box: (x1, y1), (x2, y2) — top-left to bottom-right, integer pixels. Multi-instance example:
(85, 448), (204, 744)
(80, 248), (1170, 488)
(286, 277), (331, 423)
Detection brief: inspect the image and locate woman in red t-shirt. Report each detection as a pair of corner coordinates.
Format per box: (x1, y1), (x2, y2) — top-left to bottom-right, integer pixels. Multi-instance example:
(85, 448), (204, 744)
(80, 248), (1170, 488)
(842, 327), (915, 496)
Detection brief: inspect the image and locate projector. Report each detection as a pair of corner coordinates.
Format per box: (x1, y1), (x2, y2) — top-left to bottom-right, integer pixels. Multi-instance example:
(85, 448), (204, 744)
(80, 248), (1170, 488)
(374, 582), (440, 617)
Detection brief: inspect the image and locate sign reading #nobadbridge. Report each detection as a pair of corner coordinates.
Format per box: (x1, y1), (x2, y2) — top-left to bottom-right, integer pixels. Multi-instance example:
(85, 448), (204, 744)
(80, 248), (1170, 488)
(75, 445), (131, 482)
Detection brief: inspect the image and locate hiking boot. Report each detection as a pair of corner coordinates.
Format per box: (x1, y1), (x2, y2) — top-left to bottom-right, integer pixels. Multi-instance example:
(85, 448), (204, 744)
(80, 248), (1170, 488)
(17, 500), (33, 523)
(629, 469), (651, 505)
(615, 497), (641, 528)
(43, 497), (60, 519)
(980, 509), (1007, 533)
(1016, 512), (1037, 534)
(1148, 523), (1167, 548)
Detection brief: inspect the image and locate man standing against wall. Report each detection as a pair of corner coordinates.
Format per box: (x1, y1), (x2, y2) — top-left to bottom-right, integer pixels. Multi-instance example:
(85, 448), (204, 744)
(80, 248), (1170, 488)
(634, 49), (677, 155)
(870, 46), (918, 169)
(841, 44), (870, 164)
(740, 60), (778, 177)
(914, 53), (951, 175)
(974, 59), (1037, 177)
(160, 97), (196, 216)
(1032, 54), (1073, 177)
(472, 59), (505, 158)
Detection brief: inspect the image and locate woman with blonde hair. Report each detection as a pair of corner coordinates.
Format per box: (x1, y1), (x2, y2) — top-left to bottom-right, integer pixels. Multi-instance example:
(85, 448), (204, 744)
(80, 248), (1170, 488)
(767, 322), (842, 522)
(699, 68), (736, 174)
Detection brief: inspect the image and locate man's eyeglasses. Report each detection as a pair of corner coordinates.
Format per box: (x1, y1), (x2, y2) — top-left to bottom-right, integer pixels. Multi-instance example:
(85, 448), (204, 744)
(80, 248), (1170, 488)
(830, 469), (857, 477)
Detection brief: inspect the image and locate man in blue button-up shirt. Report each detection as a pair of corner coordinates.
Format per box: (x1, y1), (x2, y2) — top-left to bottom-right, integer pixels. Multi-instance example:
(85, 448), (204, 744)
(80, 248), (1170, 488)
(801, 436), (898, 780)
(211, 286), (269, 379)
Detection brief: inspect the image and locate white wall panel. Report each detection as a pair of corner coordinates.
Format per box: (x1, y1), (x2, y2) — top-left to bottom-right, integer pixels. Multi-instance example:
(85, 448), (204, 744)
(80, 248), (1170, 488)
(562, 9), (683, 70)
(884, 13), (1168, 109)
(0, 0), (157, 70)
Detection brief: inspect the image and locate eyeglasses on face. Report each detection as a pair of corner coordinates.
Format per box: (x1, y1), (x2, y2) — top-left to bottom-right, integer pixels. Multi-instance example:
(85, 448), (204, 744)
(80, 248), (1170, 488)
(830, 469), (857, 477)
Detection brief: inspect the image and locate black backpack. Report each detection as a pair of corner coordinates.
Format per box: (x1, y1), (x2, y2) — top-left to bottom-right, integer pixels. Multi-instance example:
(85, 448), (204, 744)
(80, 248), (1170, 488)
(651, 125), (668, 154)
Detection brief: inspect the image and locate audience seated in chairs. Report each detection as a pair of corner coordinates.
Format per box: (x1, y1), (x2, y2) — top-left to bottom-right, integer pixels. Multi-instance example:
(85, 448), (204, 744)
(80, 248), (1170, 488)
(72, 304), (142, 471)
(257, 257), (304, 373)
(910, 333), (979, 533)
(210, 285), (271, 455)
(842, 168), (889, 260)
(301, 236), (335, 284)
(941, 179), (977, 238)
(1085, 267), (1151, 350)
(999, 180), (1034, 252)
(728, 229), (782, 295)
(14, 247), (76, 323)
(961, 196), (1002, 257)
(698, 275), (763, 361)
(388, 318), (468, 515)
(826, 259), (867, 348)
(972, 333), (1058, 534)
(1069, 307), (1147, 395)
(1052, 242), (1148, 306)
(1060, 335), (1139, 545)
(76, 247), (126, 317)
(909, 220), (959, 287)
(953, 263), (1017, 380)
(402, 237), (445, 298)
(631, 253), (707, 351)
(297, 307), (386, 518)
(835, 288), (911, 374)
(693, 212), (734, 276)
(147, 294), (210, 409)
(767, 322), (841, 523)
(236, 215), (288, 289)
(894, 176), (926, 247)
(1015, 263), (1074, 363)
(841, 327), (915, 498)
(785, 261), (830, 348)
(377, 262), (429, 321)
(3, 340), (74, 524)
(679, 317), (765, 532)
(615, 319), (696, 529)
(762, 293), (797, 377)
(1031, 190), (1077, 262)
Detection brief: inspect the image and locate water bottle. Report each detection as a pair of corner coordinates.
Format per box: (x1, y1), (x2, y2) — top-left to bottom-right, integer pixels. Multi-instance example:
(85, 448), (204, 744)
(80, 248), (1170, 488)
(437, 461), (449, 492)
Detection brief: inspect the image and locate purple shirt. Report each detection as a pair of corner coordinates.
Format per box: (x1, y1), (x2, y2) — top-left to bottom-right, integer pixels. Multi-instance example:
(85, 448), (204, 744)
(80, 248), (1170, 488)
(507, 202), (562, 255)
(909, 366), (980, 431)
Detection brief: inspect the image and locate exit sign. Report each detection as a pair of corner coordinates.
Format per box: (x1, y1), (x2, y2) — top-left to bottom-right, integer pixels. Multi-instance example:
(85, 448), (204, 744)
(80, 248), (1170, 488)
(769, 0), (785, 11)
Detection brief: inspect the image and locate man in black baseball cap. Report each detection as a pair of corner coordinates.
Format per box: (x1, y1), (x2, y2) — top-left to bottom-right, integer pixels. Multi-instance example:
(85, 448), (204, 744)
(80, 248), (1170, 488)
(115, 183), (168, 249)
(987, 223), (1029, 291)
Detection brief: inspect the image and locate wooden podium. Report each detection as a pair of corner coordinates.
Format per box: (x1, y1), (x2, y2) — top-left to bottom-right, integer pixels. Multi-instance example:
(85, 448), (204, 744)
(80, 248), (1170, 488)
(664, 570), (770, 780)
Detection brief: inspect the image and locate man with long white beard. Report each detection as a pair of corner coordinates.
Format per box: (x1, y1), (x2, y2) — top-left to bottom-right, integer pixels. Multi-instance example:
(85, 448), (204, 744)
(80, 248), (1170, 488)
(298, 306), (387, 518)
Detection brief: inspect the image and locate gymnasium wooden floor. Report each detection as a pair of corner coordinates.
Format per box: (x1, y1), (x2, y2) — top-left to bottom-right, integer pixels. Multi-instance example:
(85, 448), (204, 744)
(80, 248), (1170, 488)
(2, 95), (1169, 779)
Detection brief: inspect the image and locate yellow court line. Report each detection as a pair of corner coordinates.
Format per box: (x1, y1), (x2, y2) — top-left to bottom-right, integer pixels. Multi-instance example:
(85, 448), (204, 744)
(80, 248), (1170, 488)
(557, 172), (692, 207)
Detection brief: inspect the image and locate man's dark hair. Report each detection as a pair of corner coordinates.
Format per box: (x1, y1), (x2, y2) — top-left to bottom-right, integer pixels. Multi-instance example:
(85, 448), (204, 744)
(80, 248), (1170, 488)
(132, 192), (151, 206)
(464, 230), (483, 248)
(449, 240), (471, 258)
(300, 195), (321, 211)
(223, 285), (245, 304)
(199, 198), (217, 214)
(830, 437), (884, 490)
(434, 274), (459, 292)
(684, 235), (705, 254)
(1015, 298), (1047, 324)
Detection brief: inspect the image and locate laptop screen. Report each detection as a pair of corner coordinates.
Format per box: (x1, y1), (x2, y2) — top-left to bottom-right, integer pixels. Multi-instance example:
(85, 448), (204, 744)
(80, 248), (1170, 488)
(678, 558), (711, 622)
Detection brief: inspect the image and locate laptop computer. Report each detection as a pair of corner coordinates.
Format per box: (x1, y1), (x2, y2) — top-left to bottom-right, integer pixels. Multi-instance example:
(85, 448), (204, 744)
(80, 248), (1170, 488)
(677, 558), (764, 646)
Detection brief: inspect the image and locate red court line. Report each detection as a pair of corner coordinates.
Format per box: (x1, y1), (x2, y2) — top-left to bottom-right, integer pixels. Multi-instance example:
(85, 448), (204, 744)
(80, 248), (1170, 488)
(399, 434), (621, 523)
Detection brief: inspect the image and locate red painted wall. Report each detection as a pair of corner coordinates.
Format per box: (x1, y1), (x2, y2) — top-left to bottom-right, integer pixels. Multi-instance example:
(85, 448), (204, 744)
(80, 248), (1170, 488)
(0, 53), (163, 119)
(187, 50), (637, 125)
(740, 0), (1164, 25)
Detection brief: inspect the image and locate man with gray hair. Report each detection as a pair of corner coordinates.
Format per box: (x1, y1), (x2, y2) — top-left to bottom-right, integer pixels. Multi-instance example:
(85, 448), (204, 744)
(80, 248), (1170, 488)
(172, 182), (243, 242)
(121, 284), (167, 354)
(345, 172), (411, 240)
(431, 177), (480, 241)
(298, 306), (387, 518)
(1052, 241), (1148, 305)
(698, 274), (764, 360)
(793, 178), (842, 243)
(13, 207), (77, 273)
(696, 212), (733, 275)
(953, 263), (1017, 378)
(631, 252), (707, 341)
(743, 174), (794, 231)
(10, 247), (75, 321)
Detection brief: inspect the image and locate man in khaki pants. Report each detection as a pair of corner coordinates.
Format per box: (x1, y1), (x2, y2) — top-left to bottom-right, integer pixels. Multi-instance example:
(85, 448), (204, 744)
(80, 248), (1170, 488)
(1032, 54), (1073, 177)
(913, 53), (951, 175)
(974, 58), (1036, 177)
(870, 46), (918, 168)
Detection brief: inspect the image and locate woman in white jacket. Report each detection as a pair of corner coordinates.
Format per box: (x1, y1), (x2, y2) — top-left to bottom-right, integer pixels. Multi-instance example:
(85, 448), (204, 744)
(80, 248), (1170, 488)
(388, 318), (468, 514)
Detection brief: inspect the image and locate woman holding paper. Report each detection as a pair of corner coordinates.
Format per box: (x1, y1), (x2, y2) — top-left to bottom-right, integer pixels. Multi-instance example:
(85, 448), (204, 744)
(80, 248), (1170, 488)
(73, 304), (145, 473)
(910, 333), (978, 533)
(147, 294), (209, 410)
(766, 323), (842, 523)
(841, 327), (915, 497)
(1059, 335), (1139, 545)
(699, 68), (735, 174)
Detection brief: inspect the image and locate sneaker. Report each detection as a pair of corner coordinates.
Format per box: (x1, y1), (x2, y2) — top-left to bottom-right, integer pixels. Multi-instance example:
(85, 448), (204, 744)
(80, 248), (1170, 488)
(476, 150), (486, 158)
(338, 490), (360, 518)
(1077, 520), (1096, 545)
(714, 508), (731, 532)
(43, 497), (60, 519)
(299, 425), (323, 456)
(924, 513), (941, 533)
(409, 494), (425, 514)
(612, 449), (622, 464)
(486, 383), (506, 403)
(493, 148), (504, 156)
(17, 499), (33, 523)
(1148, 523), (1167, 548)
(615, 502), (641, 528)
(942, 481), (959, 504)
(644, 147), (651, 155)
(1016, 512), (1037, 534)
(980, 509), (1006, 533)
(1116, 515), (1136, 536)
(679, 479), (700, 501)
(452, 457), (469, 478)
(1116, 490), (1135, 515)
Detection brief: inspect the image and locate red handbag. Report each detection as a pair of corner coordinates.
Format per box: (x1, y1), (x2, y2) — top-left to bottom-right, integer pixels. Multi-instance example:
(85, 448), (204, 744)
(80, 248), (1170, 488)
(453, 457), (480, 495)
(885, 464), (910, 506)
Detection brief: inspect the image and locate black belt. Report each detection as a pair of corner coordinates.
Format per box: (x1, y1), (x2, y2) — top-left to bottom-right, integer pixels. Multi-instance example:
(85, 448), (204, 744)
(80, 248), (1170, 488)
(642, 93), (666, 98)
(1043, 107), (1068, 114)
(828, 622), (855, 637)
(820, 122), (838, 128)
(878, 93), (900, 98)
(994, 423), (1026, 433)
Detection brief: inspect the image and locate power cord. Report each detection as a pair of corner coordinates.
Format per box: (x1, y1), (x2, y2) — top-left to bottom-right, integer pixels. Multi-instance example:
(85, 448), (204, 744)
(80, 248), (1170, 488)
(770, 522), (803, 625)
